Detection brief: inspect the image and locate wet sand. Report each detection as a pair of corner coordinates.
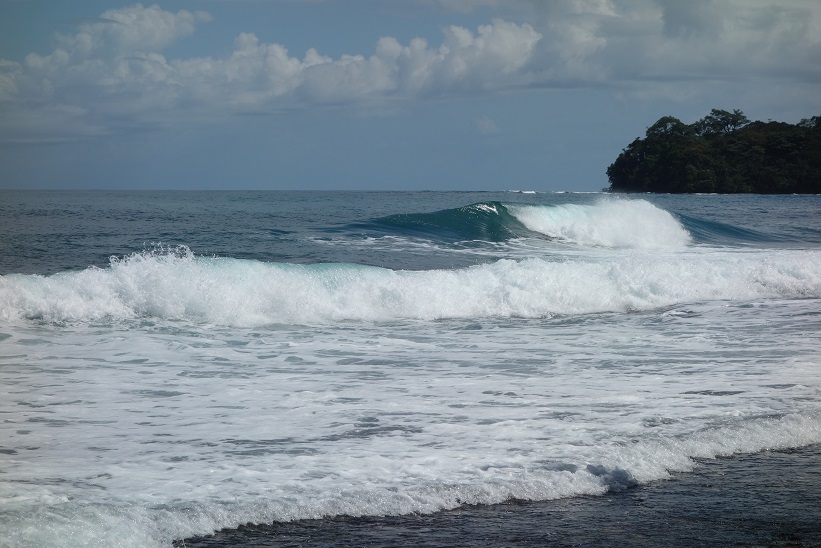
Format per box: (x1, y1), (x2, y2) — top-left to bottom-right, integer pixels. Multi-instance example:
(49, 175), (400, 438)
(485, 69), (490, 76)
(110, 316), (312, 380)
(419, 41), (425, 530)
(179, 444), (821, 547)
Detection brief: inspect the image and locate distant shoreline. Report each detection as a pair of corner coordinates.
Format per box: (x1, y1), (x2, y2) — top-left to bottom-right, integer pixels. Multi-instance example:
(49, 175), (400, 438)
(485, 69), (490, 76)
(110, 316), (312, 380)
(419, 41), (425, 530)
(607, 109), (820, 194)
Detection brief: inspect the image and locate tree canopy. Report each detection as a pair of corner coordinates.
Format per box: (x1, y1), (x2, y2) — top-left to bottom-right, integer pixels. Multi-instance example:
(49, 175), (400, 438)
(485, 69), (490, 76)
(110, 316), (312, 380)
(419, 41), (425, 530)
(606, 109), (821, 193)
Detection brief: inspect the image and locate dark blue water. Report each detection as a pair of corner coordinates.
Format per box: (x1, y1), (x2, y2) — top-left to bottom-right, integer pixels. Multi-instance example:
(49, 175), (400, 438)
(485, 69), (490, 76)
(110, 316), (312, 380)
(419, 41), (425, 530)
(3, 191), (820, 276)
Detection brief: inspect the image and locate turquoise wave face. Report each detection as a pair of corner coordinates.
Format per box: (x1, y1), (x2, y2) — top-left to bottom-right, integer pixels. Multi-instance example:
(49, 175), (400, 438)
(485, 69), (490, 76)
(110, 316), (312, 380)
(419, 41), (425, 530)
(374, 202), (530, 242)
(676, 214), (791, 246)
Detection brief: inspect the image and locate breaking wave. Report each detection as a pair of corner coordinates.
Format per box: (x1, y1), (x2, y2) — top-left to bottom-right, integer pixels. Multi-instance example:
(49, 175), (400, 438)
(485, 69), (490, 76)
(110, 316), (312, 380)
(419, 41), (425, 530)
(373, 199), (691, 249)
(507, 200), (691, 248)
(1, 245), (819, 326)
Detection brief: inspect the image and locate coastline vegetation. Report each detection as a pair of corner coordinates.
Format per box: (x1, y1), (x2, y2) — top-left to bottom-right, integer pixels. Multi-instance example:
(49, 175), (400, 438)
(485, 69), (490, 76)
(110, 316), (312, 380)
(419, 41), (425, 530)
(607, 109), (821, 193)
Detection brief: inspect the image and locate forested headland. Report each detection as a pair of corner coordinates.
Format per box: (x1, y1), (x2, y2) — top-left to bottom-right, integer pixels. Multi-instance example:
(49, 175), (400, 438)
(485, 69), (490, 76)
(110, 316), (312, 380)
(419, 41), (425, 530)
(606, 109), (821, 193)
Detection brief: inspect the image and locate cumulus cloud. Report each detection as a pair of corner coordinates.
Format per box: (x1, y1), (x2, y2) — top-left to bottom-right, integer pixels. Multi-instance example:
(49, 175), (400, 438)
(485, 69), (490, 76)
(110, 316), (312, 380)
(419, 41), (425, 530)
(171, 17), (541, 107)
(0, 4), (542, 141)
(520, 0), (821, 86)
(1, 0), (820, 142)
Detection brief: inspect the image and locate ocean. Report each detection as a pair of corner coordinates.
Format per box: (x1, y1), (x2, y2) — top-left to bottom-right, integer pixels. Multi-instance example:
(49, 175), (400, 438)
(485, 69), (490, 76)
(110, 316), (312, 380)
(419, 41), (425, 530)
(1, 190), (820, 547)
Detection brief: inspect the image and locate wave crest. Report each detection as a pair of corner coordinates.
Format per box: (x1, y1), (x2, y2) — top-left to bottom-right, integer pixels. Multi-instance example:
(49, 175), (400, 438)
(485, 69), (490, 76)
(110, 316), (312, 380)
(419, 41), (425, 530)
(508, 200), (691, 249)
(1, 246), (820, 326)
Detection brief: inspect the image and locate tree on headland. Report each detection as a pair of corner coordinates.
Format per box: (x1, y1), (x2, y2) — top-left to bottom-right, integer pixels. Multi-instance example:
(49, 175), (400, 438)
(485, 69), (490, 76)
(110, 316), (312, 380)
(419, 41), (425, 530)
(694, 109), (750, 136)
(607, 109), (821, 193)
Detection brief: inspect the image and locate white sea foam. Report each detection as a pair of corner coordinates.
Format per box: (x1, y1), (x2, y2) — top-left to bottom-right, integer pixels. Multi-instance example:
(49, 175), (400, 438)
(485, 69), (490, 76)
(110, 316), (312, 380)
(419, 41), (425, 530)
(508, 199), (692, 248)
(2, 300), (820, 547)
(0, 246), (819, 326)
(8, 413), (821, 548)
(2, 193), (821, 548)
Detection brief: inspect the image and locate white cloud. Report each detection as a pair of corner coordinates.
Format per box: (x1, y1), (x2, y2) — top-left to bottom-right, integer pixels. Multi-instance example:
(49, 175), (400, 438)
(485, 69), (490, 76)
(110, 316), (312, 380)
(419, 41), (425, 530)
(0, 4), (543, 141)
(427, 0), (821, 87)
(183, 17), (542, 105)
(1, 0), (820, 143)
(0, 60), (21, 99)
(22, 4), (210, 72)
(537, 0), (821, 85)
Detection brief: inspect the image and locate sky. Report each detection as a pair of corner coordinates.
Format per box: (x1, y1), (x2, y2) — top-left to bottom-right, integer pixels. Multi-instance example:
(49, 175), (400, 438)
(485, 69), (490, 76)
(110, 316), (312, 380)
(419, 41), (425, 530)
(1, 0), (820, 191)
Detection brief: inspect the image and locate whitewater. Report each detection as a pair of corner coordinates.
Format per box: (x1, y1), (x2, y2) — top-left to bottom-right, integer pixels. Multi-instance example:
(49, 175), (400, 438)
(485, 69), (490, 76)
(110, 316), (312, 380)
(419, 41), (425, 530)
(1, 191), (820, 547)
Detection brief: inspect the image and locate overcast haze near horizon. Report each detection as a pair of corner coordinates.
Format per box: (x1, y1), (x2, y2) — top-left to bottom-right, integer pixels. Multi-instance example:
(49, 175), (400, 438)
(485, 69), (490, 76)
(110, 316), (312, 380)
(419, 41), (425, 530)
(1, 0), (820, 191)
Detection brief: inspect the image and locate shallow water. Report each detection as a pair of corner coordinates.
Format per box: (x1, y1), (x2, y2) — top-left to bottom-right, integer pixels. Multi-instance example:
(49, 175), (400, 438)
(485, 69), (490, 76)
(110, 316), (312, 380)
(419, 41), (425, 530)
(183, 445), (821, 547)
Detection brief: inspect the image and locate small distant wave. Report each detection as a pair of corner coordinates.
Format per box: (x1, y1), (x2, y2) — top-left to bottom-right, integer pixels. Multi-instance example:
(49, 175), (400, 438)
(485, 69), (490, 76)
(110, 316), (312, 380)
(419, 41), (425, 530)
(1, 245), (820, 326)
(507, 200), (692, 249)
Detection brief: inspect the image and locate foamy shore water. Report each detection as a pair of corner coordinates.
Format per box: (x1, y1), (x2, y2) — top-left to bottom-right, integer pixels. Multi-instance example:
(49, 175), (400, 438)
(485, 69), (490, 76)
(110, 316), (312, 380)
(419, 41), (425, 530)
(3, 191), (820, 547)
(181, 444), (821, 547)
